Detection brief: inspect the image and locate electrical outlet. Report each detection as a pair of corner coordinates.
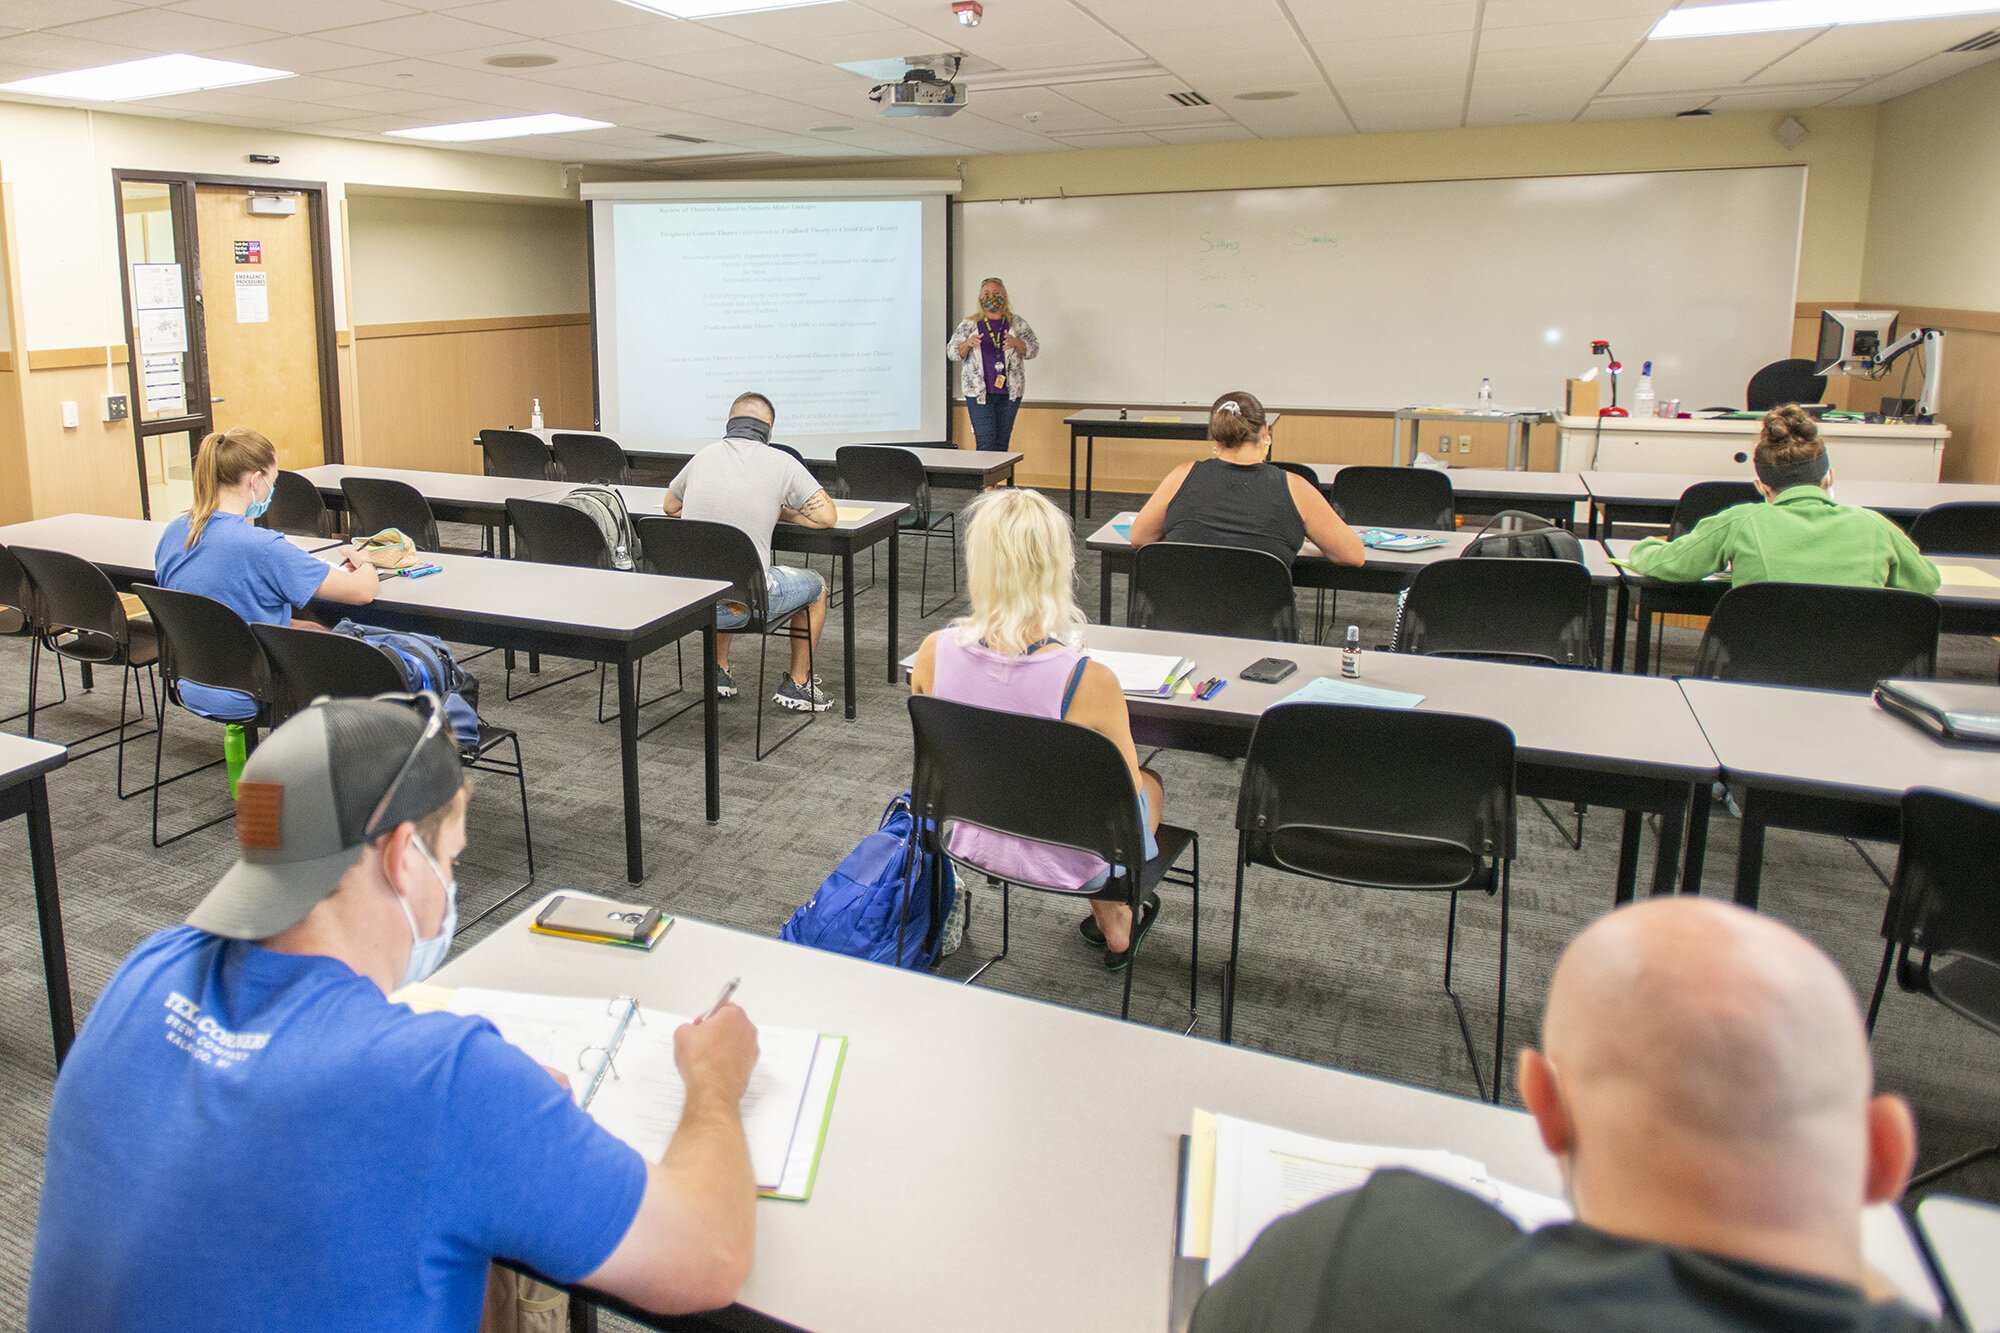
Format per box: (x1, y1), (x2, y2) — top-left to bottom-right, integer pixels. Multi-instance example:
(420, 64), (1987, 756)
(1436, 433), (1451, 454)
(1458, 434), (1473, 453)
(104, 394), (129, 422)
(60, 400), (79, 429)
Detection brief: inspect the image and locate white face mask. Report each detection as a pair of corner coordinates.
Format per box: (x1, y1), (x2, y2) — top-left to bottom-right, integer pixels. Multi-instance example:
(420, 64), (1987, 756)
(395, 833), (458, 988)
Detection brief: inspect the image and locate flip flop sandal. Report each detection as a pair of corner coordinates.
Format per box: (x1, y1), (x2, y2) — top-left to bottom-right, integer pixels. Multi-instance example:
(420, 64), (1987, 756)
(1103, 893), (1162, 972)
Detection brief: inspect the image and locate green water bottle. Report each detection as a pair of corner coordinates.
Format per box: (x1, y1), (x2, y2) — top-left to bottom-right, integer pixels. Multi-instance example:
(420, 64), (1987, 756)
(224, 723), (248, 800)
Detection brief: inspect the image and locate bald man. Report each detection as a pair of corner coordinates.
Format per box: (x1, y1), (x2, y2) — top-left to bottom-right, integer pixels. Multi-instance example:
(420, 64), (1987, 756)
(1192, 900), (1938, 1332)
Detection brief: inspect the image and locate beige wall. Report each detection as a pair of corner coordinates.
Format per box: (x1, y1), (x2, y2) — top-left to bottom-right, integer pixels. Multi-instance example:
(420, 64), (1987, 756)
(346, 194), (589, 326)
(1864, 59), (2000, 311)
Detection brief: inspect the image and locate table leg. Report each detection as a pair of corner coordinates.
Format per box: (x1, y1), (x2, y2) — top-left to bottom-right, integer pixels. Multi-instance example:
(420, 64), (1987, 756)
(1649, 798), (1685, 896)
(1099, 551), (1113, 624)
(1588, 585), (1607, 670)
(29, 778), (75, 1066)
(1632, 589), (1654, 676)
(1614, 809), (1643, 904)
(885, 527), (901, 685)
(702, 620), (719, 825)
(841, 548), (857, 721)
(1681, 788), (1710, 895)
(1610, 581), (1630, 674)
(618, 659), (644, 884)
(1068, 430), (1079, 519)
(1732, 791), (1766, 910)
(1084, 436), (1096, 521)
(499, 523), (516, 673)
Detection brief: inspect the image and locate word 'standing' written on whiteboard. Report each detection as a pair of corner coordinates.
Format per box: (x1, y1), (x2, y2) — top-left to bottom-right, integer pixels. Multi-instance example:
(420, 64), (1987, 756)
(954, 167), (1807, 413)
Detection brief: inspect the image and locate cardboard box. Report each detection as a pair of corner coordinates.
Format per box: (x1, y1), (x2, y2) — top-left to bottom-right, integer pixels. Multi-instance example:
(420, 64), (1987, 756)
(1564, 377), (1601, 418)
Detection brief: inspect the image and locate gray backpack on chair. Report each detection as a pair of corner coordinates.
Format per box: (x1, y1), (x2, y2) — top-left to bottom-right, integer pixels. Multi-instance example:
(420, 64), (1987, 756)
(560, 486), (636, 570)
(1460, 509), (1584, 563)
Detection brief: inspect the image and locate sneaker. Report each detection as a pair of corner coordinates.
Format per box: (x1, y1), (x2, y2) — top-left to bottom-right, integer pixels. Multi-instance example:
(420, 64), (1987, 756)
(713, 667), (737, 699)
(774, 674), (833, 712)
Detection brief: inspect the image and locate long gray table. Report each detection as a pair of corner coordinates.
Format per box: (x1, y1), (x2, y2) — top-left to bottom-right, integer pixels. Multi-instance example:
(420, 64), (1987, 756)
(1086, 514), (1625, 665)
(601, 484), (908, 720)
(1307, 464), (1589, 527)
(1916, 1195), (2000, 1332)
(437, 902), (1938, 1333)
(1584, 471), (2000, 536)
(1678, 679), (2000, 909)
(1082, 624), (1718, 901)
(1063, 409), (1211, 520)
(504, 428), (1021, 493)
(295, 464), (566, 555)
(0, 514), (727, 885)
(2, 731), (70, 1064)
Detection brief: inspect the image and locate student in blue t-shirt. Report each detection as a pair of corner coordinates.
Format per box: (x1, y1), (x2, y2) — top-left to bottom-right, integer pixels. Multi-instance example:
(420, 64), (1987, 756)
(30, 696), (763, 1332)
(153, 428), (379, 718)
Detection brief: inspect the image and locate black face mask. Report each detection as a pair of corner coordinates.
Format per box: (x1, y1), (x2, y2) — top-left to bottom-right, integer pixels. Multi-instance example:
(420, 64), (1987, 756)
(726, 415), (772, 443)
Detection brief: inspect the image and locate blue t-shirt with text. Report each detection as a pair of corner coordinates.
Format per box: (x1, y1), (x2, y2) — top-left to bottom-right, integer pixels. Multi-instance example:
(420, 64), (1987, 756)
(153, 510), (334, 718)
(30, 926), (648, 1333)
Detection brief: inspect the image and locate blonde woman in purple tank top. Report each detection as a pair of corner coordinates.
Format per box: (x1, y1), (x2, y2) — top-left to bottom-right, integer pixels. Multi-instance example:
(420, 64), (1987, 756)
(910, 488), (1166, 969)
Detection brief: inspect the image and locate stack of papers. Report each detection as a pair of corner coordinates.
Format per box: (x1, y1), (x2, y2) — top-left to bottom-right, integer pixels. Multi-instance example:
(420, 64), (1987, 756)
(441, 987), (846, 1202)
(1357, 528), (1448, 551)
(1087, 649), (1196, 697)
(1183, 1110), (1569, 1285)
(1281, 676), (1425, 709)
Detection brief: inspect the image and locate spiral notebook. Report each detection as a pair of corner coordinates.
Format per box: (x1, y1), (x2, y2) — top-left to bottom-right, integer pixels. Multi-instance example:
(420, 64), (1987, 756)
(444, 987), (846, 1200)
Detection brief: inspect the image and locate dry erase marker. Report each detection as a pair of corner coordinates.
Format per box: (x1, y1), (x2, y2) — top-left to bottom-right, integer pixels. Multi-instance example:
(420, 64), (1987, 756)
(699, 977), (740, 1022)
(400, 563), (444, 579)
(1205, 680), (1228, 701)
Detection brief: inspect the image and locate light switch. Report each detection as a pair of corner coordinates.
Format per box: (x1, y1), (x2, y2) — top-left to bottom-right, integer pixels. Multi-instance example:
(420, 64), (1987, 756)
(61, 400), (79, 429)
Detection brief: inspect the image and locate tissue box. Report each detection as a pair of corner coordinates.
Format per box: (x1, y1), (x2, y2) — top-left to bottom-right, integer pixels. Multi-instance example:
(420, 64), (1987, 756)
(1564, 377), (1600, 418)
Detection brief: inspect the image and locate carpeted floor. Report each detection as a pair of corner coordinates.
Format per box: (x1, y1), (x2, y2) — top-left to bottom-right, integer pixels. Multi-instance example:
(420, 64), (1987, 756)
(1, 492), (1994, 1325)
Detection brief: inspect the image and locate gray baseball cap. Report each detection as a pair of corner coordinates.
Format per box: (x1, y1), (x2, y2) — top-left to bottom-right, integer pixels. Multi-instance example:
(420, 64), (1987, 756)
(188, 696), (466, 941)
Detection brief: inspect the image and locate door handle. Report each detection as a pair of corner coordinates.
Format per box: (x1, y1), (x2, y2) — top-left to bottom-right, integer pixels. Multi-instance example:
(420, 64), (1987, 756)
(210, 397), (226, 404)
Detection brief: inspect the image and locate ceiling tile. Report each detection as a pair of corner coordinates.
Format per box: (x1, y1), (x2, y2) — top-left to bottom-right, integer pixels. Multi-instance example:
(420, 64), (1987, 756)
(164, 0), (420, 32)
(1290, 1), (1478, 43)
(0, 29), (155, 72)
(203, 35), (412, 74)
(1602, 30), (1819, 95)
(1750, 18), (2000, 85)
(51, 8), (283, 53)
(312, 12), (527, 57)
(435, 0), (660, 39)
(0, 0), (143, 31)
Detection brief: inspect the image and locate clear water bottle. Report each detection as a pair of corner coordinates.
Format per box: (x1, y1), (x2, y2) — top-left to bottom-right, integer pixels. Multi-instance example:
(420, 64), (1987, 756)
(1342, 625), (1361, 678)
(1476, 377), (1493, 411)
(1634, 362), (1656, 420)
(530, 397), (545, 430)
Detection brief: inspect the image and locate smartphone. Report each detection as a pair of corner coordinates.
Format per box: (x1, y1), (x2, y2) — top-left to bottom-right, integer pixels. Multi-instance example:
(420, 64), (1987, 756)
(535, 894), (662, 942)
(1240, 657), (1298, 684)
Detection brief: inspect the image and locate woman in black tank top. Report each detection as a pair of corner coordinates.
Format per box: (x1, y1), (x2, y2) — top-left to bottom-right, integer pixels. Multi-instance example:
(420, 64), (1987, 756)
(1129, 391), (1365, 572)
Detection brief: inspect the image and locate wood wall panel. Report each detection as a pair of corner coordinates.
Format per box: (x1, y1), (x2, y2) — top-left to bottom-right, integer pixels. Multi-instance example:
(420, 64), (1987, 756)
(351, 316), (592, 473)
(0, 368), (31, 525)
(21, 363), (142, 519)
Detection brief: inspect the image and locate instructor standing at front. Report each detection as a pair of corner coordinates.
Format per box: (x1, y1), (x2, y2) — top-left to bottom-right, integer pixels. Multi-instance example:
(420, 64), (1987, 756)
(949, 277), (1038, 453)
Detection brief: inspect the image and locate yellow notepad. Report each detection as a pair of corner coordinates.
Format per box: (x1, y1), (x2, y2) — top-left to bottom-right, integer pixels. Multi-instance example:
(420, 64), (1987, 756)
(1140, 414), (1184, 423)
(1935, 563), (2000, 590)
(835, 505), (872, 522)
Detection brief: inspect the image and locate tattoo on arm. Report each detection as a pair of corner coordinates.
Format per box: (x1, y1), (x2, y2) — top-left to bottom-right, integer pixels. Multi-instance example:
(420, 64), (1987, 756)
(801, 491), (833, 519)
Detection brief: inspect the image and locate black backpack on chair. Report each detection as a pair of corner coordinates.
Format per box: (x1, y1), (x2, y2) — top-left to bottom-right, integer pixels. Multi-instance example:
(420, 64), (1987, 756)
(1460, 510), (1585, 563)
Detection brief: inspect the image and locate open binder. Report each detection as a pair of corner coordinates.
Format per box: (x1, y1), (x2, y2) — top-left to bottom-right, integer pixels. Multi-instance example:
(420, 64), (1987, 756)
(426, 986), (845, 1201)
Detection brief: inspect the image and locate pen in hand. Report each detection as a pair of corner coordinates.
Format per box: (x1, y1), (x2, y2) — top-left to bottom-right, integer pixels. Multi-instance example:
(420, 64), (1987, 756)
(697, 977), (740, 1023)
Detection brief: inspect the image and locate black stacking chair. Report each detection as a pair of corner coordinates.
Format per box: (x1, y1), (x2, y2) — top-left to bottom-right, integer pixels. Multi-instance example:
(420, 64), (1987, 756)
(129, 584), (274, 847)
(1912, 502), (2000, 558)
(637, 515), (813, 760)
(1745, 359), (1827, 412)
(837, 445), (958, 617)
(1227, 703), (1517, 1102)
(1695, 583), (1938, 695)
(252, 622), (536, 927)
(1867, 789), (2000, 1189)
(1396, 558), (1593, 668)
(258, 471), (329, 538)
(0, 543), (69, 727)
(1268, 459), (1322, 488)
(1671, 481), (1761, 538)
(504, 497), (678, 719)
(1626, 480), (1764, 672)
(551, 432), (630, 486)
(1330, 465), (1454, 530)
(11, 546), (157, 791)
(479, 428), (555, 481)
(907, 695), (1200, 1026)
(1130, 543), (1298, 643)
(341, 477), (441, 553)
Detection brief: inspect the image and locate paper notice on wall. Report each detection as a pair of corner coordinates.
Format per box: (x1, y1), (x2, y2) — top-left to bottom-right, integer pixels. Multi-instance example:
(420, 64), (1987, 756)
(132, 262), (182, 311)
(138, 307), (188, 354)
(234, 271), (269, 323)
(142, 354), (185, 416)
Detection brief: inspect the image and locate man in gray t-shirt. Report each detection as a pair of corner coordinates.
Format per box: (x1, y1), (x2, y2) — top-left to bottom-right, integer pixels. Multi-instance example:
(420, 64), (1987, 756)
(662, 392), (837, 712)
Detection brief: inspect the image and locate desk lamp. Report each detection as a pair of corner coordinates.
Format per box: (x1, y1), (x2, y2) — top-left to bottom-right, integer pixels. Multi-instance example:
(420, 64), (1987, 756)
(1590, 340), (1627, 417)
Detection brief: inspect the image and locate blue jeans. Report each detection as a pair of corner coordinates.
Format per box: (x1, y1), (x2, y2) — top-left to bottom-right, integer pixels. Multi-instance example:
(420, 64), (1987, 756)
(717, 564), (823, 631)
(966, 394), (1021, 452)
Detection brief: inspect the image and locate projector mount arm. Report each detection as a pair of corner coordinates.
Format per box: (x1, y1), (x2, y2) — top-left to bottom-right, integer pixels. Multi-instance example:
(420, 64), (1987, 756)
(1853, 327), (1945, 420)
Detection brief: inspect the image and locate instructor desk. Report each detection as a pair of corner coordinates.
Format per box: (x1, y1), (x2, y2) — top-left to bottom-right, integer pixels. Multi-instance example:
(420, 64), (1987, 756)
(2, 731), (70, 1065)
(1064, 410), (1212, 521)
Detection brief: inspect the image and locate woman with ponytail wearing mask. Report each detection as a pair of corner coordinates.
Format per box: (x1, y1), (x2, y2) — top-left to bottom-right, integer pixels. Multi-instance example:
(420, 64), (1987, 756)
(1624, 405), (1940, 592)
(948, 277), (1038, 454)
(1129, 391), (1365, 569)
(154, 428), (378, 719)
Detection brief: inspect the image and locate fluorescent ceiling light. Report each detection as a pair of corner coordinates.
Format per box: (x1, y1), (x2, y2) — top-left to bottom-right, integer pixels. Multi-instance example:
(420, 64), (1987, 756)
(0, 53), (293, 102)
(1652, 0), (2000, 38)
(386, 113), (614, 142)
(615, 0), (838, 17)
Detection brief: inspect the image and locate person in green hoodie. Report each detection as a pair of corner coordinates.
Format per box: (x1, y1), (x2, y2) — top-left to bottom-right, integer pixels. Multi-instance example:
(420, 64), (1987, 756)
(1623, 405), (1940, 594)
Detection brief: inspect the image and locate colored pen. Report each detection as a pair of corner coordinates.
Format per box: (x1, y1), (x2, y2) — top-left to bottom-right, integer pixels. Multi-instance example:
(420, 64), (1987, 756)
(1204, 680), (1228, 701)
(698, 977), (741, 1022)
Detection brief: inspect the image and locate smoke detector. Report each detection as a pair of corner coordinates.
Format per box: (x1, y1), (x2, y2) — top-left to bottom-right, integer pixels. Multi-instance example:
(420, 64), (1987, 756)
(953, 1), (982, 27)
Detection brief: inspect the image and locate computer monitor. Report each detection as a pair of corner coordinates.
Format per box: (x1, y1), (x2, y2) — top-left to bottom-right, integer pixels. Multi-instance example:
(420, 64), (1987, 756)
(1816, 310), (1898, 375)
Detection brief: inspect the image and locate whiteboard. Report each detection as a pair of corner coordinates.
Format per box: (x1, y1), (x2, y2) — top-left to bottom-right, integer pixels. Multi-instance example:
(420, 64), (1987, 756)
(953, 167), (1806, 414)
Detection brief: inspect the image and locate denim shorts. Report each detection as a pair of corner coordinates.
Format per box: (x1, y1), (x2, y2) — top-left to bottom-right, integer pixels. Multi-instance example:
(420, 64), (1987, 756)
(718, 564), (823, 631)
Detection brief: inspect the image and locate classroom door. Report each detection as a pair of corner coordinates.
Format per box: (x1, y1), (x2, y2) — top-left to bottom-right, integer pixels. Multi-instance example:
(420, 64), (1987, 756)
(192, 185), (328, 473)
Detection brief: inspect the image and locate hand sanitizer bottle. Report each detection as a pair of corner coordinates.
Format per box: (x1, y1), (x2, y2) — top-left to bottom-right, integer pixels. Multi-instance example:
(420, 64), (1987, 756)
(1342, 625), (1361, 678)
(1477, 377), (1494, 411)
(530, 397), (545, 431)
(1634, 363), (1656, 420)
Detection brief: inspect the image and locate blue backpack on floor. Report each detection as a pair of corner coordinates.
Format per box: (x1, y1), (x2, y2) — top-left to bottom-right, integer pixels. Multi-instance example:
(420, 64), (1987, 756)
(782, 792), (955, 970)
(331, 619), (483, 757)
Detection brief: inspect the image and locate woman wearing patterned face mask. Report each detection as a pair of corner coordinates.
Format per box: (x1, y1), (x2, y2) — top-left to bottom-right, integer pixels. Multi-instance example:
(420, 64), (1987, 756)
(948, 277), (1039, 454)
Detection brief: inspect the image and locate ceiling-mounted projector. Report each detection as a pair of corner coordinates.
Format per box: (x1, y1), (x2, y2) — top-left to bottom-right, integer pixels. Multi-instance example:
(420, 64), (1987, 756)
(870, 57), (966, 117)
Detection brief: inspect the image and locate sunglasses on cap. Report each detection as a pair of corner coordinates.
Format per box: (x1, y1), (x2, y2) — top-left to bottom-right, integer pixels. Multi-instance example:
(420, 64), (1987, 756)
(359, 690), (448, 842)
